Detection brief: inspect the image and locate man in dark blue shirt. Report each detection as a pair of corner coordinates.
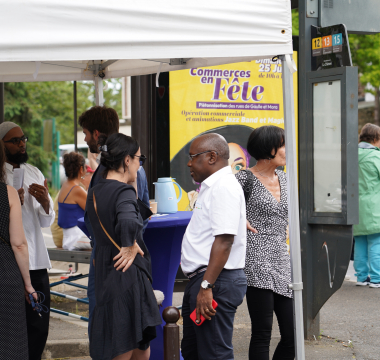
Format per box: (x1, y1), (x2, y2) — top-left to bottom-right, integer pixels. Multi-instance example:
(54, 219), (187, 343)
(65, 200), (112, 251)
(78, 106), (150, 336)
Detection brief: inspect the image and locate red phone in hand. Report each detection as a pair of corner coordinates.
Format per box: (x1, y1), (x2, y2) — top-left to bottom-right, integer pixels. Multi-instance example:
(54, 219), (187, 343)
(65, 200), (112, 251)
(190, 299), (218, 326)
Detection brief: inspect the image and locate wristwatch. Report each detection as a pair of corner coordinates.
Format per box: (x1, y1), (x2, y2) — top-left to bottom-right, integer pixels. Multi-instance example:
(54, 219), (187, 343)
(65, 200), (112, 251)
(201, 280), (215, 289)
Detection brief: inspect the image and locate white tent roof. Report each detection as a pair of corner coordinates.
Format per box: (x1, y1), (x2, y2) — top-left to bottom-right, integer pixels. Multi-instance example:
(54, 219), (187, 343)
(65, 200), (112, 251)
(0, 0), (292, 82)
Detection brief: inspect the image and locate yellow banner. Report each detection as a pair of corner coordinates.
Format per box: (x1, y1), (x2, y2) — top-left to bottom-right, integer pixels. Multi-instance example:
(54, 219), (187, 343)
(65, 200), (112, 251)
(170, 53), (298, 211)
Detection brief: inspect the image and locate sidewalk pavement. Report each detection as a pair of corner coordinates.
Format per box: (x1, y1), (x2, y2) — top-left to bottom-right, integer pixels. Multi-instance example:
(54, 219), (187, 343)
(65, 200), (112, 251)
(43, 228), (377, 360)
(46, 266), (380, 360)
(43, 314), (89, 359)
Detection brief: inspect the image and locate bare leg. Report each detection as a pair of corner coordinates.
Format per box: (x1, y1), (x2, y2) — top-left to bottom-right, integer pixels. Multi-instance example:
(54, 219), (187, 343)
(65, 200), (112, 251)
(131, 347), (150, 360)
(112, 347), (150, 360)
(112, 350), (133, 360)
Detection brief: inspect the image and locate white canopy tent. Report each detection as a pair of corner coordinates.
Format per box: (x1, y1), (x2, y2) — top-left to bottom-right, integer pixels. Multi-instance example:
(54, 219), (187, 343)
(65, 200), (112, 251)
(0, 0), (304, 358)
(0, 0), (292, 82)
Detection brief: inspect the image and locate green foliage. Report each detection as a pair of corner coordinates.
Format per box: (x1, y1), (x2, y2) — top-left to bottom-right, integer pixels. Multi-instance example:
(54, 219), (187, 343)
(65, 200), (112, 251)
(350, 34), (380, 94)
(292, 9), (299, 36)
(349, 34), (380, 124)
(103, 79), (123, 115)
(4, 79), (122, 177)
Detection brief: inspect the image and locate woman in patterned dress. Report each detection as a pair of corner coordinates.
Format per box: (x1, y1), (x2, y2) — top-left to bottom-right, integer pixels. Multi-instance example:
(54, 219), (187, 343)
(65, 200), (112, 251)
(235, 126), (294, 360)
(0, 140), (37, 360)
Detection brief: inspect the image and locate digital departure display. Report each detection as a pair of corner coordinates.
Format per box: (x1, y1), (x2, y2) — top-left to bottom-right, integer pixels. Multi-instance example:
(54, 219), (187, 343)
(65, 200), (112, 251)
(311, 24), (352, 71)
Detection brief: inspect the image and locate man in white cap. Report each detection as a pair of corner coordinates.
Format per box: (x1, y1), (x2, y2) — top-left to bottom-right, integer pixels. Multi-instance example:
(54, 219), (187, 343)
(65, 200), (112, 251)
(0, 121), (54, 360)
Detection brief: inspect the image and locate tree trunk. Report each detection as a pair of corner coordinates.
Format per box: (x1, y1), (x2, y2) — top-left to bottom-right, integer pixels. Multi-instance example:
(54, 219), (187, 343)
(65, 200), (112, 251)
(374, 88), (380, 126)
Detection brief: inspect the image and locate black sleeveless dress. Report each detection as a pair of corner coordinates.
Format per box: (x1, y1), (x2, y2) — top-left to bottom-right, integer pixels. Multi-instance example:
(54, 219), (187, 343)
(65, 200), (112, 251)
(86, 179), (161, 360)
(0, 182), (29, 359)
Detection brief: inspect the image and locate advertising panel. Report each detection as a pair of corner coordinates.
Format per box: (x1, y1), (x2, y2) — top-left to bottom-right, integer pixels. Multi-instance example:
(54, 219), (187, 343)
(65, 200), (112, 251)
(170, 54), (298, 211)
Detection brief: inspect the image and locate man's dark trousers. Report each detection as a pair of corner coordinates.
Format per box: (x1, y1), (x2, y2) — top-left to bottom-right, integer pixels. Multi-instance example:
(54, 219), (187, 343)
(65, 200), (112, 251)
(181, 269), (247, 360)
(25, 269), (50, 360)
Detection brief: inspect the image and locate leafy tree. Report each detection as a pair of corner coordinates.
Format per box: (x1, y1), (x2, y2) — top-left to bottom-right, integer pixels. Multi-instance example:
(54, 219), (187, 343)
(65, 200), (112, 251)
(292, 9), (299, 36)
(4, 79), (122, 177)
(349, 34), (380, 125)
(4, 82), (54, 175)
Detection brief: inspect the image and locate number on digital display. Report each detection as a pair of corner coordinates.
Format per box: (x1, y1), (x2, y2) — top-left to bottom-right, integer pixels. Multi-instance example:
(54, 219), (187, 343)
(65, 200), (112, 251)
(332, 33), (343, 47)
(312, 37), (322, 50)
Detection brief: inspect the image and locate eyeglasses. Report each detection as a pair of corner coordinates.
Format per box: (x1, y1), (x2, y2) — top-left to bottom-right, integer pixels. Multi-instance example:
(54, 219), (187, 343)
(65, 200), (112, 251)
(188, 150), (218, 161)
(135, 154), (147, 166)
(3, 136), (28, 145)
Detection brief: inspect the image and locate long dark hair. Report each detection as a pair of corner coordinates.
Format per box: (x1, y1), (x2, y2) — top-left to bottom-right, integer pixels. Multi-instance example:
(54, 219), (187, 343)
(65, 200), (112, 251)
(0, 141), (6, 183)
(98, 133), (139, 178)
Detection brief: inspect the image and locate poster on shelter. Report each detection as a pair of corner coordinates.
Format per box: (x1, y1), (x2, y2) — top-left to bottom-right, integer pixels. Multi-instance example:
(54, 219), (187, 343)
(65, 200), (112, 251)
(170, 53), (298, 211)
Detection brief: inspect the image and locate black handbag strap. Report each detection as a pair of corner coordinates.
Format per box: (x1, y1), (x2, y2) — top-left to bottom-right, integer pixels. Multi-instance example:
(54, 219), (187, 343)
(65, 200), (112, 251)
(93, 192), (121, 251)
(243, 169), (254, 204)
(93, 192), (153, 283)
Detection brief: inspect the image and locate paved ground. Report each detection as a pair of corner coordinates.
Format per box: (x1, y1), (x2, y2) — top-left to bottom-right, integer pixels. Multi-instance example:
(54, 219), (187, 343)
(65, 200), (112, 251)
(43, 227), (380, 359)
(46, 277), (380, 360)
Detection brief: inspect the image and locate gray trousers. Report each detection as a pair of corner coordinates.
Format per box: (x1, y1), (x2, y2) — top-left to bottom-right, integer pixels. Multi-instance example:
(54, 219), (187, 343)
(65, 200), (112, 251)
(181, 269), (247, 360)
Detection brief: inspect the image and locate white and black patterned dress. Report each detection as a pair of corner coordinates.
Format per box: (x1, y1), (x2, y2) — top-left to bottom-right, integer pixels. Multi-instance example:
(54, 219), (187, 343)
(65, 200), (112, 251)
(235, 169), (293, 298)
(0, 182), (29, 359)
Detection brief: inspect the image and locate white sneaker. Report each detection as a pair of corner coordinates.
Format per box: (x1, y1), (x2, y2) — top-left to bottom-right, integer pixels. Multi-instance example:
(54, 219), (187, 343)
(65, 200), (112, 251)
(369, 283), (380, 288)
(356, 277), (371, 286)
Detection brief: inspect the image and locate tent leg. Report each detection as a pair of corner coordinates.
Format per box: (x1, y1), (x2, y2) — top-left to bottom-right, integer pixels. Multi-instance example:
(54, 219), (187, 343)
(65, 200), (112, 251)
(74, 81), (78, 152)
(281, 55), (305, 360)
(94, 72), (104, 106)
(0, 83), (4, 124)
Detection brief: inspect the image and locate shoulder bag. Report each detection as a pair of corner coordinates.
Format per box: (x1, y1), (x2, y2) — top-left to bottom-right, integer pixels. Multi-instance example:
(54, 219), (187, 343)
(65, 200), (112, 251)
(92, 192), (164, 305)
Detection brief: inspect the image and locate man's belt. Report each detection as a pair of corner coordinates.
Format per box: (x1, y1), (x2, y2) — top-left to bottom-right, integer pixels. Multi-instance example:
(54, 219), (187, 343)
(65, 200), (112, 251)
(186, 266), (208, 279)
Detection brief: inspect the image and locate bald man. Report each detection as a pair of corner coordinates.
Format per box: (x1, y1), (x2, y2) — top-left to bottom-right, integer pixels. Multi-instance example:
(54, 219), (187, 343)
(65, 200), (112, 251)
(180, 133), (247, 360)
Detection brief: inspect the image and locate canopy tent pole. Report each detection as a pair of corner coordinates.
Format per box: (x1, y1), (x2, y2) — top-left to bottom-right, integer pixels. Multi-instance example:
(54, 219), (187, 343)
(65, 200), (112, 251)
(94, 63), (104, 106)
(281, 54), (305, 360)
(0, 83), (4, 124)
(74, 81), (78, 152)
(95, 77), (104, 106)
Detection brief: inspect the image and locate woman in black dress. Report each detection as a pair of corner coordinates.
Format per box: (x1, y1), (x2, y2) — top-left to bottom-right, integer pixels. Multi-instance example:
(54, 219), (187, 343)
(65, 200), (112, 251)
(86, 133), (161, 360)
(235, 126), (294, 360)
(0, 141), (37, 359)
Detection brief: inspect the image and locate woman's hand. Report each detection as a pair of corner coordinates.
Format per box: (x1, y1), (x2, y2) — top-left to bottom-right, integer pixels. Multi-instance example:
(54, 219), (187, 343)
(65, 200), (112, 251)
(25, 284), (38, 304)
(247, 220), (258, 233)
(113, 241), (144, 272)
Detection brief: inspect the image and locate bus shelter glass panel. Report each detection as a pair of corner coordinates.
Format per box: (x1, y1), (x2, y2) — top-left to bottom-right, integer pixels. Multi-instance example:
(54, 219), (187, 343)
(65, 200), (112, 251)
(313, 80), (342, 213)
